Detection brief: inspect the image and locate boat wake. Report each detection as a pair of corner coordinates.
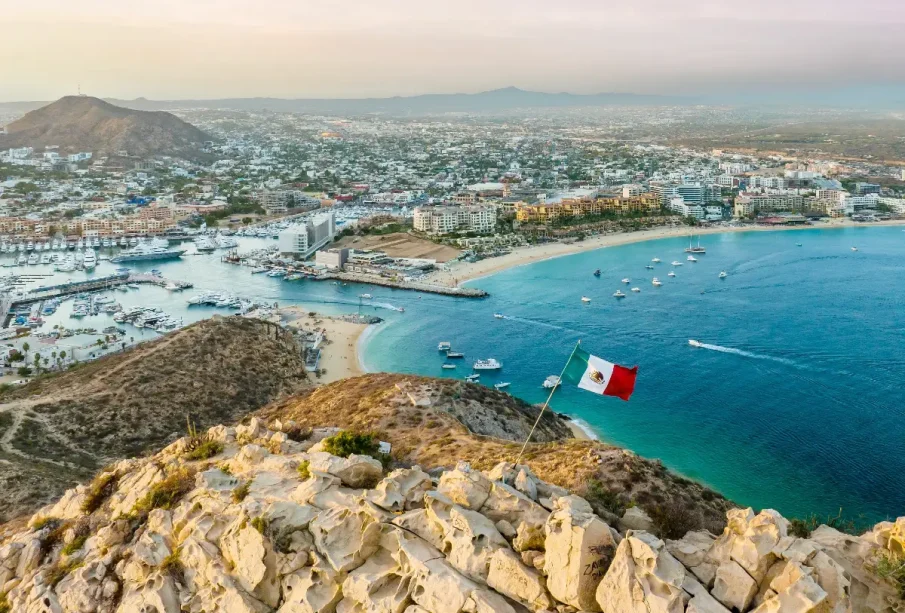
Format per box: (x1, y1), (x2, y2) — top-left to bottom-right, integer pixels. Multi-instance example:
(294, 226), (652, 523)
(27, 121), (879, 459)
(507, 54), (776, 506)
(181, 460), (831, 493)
(688, 340), (796, 366)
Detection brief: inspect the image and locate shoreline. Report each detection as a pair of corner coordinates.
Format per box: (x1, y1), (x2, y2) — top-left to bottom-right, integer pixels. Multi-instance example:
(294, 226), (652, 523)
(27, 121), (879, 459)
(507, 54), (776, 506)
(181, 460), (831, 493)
(421, 219), (905, 288)
(279, 307), (369, 384)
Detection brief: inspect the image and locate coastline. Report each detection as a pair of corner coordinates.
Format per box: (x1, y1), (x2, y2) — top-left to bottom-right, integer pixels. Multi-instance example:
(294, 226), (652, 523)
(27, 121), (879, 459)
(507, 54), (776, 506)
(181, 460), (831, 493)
(280, 307), (368, 384)
(421, 219), (905, 288)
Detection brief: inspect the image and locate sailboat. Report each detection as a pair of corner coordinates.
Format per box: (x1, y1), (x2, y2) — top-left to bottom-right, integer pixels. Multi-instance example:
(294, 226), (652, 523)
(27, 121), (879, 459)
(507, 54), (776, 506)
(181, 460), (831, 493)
(684, 233), (706, 254)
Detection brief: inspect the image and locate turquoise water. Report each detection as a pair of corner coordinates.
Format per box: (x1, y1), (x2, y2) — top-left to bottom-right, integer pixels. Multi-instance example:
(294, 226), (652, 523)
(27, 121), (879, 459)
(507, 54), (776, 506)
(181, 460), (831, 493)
(362, 226), (905, 522)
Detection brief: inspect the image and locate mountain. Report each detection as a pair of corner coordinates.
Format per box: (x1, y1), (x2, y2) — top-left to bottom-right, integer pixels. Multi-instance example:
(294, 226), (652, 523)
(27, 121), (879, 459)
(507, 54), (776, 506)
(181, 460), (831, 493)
(0, 316), (309, 522)
(0, 95), (211, 159)
(0, 379), (900, 612)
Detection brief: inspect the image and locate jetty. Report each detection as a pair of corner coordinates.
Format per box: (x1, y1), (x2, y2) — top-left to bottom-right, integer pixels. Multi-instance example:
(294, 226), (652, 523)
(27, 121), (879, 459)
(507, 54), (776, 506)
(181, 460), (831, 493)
(321, 272), (487, 297)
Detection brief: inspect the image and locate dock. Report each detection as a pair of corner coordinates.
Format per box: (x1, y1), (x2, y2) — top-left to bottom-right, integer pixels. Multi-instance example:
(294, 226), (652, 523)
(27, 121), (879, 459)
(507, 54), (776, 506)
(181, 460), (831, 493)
(320, 272), (487, 297)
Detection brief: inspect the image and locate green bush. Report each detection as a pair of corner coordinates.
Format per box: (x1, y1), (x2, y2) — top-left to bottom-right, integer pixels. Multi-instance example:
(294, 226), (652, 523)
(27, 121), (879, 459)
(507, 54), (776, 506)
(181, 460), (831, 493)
(583, 479), (626, 517)
(231, 481), (251, 503)
(81, 472), (118, 514)
(322, 431), (379, 458)
(159, 548), (183, 578)
(873, 551), (905, 598)
(251, 517), (268, 534)
(132, 468), (195, 515)
(184, 439), (224, 461)
(0, 593), (9, 613)
(61, 534), (88, 556)
(297, 460), (310, 480)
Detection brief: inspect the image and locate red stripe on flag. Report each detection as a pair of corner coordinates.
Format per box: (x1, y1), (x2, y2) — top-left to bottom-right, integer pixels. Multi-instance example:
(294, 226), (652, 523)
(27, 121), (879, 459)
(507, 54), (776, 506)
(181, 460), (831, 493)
(603, 365), (638, 401)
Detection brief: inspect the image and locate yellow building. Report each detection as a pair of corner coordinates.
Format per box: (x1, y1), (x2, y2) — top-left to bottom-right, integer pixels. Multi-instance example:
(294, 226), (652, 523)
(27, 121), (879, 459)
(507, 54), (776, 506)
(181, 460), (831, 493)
(516, 193), (660, 224)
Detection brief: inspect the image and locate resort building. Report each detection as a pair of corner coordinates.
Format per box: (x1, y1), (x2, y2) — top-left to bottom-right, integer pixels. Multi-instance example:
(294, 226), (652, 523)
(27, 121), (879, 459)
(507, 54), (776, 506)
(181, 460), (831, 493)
(733, 193), (804, 217)
(278, 211), (336, 259)
(413, 205), (497, 235)
(514, 193), (660, 224)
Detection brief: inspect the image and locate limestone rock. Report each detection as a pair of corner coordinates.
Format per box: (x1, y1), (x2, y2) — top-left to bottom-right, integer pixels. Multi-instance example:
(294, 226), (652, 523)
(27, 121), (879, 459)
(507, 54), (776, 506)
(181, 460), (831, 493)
(307, 451), (384, 489)
(595, 531), (687, 613)
(278, 554), (343, 613)
(480, 481), (550, 534)
(711, 560), (758, 612)
(220, 515), (281, 607)
(544, 495), (617, 611)
(487, 548), (556, 610)
(437, 461), (493, 510)
(619, 506), (654, 533)
(750, 574), (828, 613)
(309, 502), (382, 572)
(367, 466), (432, 512)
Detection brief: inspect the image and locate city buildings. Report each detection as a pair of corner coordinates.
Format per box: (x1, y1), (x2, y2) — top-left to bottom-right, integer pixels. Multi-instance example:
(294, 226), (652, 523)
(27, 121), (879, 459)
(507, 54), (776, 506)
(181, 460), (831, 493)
(278, 211), (336, 259)
(413, 205), (497, 235)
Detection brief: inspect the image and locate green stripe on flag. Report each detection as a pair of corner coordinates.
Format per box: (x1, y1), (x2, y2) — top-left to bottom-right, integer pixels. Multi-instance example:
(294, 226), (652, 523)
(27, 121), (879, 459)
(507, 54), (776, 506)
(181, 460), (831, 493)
(562, 345), (590, 385)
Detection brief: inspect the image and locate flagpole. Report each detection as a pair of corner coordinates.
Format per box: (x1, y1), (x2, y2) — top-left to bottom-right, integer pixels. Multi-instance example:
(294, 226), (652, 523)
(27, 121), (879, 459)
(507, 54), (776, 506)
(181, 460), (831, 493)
(514, 340), (580, 466)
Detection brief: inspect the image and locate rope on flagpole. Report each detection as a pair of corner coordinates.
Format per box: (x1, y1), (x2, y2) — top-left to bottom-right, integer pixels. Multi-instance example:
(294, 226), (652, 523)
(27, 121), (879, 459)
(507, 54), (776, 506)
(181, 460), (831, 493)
(514, 339), (581, 466)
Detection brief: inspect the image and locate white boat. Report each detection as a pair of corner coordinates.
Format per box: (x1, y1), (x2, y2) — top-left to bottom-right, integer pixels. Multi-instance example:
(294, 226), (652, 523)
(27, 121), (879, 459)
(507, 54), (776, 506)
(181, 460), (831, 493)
(473, 358), (502, 371)
(76, 239), (83, 250)
(215, 234), (239, 249)
(27, 253), (38, 265)
(621, 278), (631, 284)
(493, 313), (504, 319)
(83, 248), (97, 270)
(164, 282), (180, 291)
(359, 293), (372, 299)
(438, 341), (451, 351)
(652, 258), (661, 263)
(465, 374), (480, 382)
(17, 254), (25, 265)
(796, 243), (803, 247)
(652, 277), (662, 286)
(442, 364), (456, 370)
(671, 261), (683, 266)
(851, 247), (858, 252)
(668, 271), (676, 277)
(542, 375), (561, 389)
(685, 235), (706, 254)
(687, 255), (697, 262)
(194, 236), (217, 252)
(494, 382), (511, 390)
(39, 254), (51, 265)
(120, 237), (128, 246)
(581, 296), (591, 303)
(631, 287), (641, 293)
(613, 290), (626, 298)
(688, 339), (703, 348)
(719, 271), (728, 278)
(645, 265), (654, 270)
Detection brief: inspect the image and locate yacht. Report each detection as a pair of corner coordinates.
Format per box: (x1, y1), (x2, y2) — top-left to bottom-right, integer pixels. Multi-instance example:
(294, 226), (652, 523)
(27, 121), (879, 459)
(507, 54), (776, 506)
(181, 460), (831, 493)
(76, 238), (84, 250)
(719, 271), (728, 279)
(473, 358), (502, 371)
(102, 238), (111, 248)
(796, 243), (803, 247)
(631, 287), (641, 293)
(17, 242), (25, 252)
(120, 236), (128, 247)
(39, 254), (51, 265)
(17, 254), (26, 265)
(613, 290), (626, 298)
(494, 382), (511, 390)
(112, 239), (184, 263)
(687, 255), (697, 262)
(671, 261), (683, 266)
(194, 236), (217, 252)
(83, 248), (97, 270)
(651, 258), (661, 263)
(129, 237), (138, 247)
(542, 375), (561, 389)
(438, 341), (452, 351)
(668, 271), (676, 277)
(621, 278), (631, 284)
(215, 234), (239, 249)
(652, 277), (663, 286)
(441, 364), (456, 370)
(581, 296), (591, 303)
(26, 241), (34, 251)
(27, 253), (38, 265)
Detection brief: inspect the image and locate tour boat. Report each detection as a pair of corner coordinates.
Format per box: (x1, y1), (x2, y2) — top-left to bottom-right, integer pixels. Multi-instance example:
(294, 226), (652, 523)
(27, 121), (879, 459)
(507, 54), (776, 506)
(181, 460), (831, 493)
(684, 235), (706, 254)
(473, 358), (502, 371)
(613, 290), (626, 298)
(542, 375), (561, 389)
(719, 271), (728, 278)
(581, 296), (591, 303)
(494, 382), (511, 390)
(631, 287), (641, 293)
(438, 341), (451, 351)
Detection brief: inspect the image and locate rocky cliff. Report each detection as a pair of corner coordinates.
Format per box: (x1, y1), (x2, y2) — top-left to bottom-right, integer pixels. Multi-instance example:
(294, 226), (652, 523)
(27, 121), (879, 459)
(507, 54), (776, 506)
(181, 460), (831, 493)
(0, 317), (308, 523)
(2, 417), (902, 613)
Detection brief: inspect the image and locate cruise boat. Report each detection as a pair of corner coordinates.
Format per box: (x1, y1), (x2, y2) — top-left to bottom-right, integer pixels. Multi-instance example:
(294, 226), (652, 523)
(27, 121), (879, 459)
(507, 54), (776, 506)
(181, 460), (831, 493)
(719, 271), (728, 278)
(83, 248), (97, 270)
(652, 277), (663, 286)
(194, 236), (217, 252)
(438, 341), (452, 351)
(473, 358), (502, 371)
(494, 382), (511, 390)
(631, 287), (641, 293)
(581, 296), (591, 303)
(668, 271), (676, 277)
(542, 375), (561, 389)
(687, 255), (697, 262)
(621, 278), (631, 284)
(441, 364), (457, 370)
(671, 261), (683, 266)
(111, 240), (184, 263)
(651, 258), (661, 263)
(613, 290), (626, 298)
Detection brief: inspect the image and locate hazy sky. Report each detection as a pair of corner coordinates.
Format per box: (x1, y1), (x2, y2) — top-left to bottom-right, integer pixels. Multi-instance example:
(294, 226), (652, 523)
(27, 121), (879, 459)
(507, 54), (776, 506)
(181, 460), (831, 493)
(3, 0), (904, 101)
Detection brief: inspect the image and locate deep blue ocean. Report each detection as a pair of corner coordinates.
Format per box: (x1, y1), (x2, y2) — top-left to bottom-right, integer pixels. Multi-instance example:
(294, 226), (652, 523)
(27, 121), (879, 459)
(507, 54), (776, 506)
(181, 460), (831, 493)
(362, 226), (905, 522)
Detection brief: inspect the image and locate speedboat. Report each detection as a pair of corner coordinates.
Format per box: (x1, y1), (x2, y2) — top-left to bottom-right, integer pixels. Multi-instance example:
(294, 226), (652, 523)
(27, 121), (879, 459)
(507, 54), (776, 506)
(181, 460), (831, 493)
(438, 341), (451, 351)
(668, 271), (676, 277)
(687, 255), (697, 262)
(359, 293), (372, 299)
(688, 340), (703, 348)
(442, 364), (456, 370)
(719, 271), (728, 278)
(581, 296), (591, 303)
(645, 265), (654, 270)
(542, 375), (561, 389)
(593, 269), (601, 277)
(613, 290), (626, 298)
(473, 358), (502, 371)
(621, 278), (631, 284)
(851, 247), (858, 252)
(652, 258), (661, 263)
(671, 261), (683, 266)
(465, 374), (480, 382)
(494, 382), (511, 390)
(493, 313), (504, 319)
(652, 277), (663, 286)
(796, 243), (803, 247)
(631, 287), (641, 293)
(446, 352), (464, 359)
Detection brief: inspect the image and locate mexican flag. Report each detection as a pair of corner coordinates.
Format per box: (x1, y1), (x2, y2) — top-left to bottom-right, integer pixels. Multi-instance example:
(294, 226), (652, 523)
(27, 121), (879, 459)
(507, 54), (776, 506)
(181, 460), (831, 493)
(562, 346), (638, 401)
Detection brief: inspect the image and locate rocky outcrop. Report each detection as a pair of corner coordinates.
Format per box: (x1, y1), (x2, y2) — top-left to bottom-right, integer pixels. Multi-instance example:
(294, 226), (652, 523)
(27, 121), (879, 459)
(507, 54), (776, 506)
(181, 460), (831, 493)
(1, 419), (903, 613)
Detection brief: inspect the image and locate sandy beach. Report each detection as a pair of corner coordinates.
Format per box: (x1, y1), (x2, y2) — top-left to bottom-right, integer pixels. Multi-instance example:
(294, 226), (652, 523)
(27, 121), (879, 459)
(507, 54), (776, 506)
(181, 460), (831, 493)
(422, 219), (905, 288)
(280, 307), (369, 384)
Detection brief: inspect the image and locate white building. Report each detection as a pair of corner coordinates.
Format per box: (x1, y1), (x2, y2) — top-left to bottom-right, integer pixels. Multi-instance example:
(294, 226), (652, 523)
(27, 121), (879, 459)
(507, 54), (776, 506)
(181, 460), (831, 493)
(278, 211), (336, 259)
(413, 205), (497, 235)
(668, 197), (704, 219)
(843, 194), (879, 214)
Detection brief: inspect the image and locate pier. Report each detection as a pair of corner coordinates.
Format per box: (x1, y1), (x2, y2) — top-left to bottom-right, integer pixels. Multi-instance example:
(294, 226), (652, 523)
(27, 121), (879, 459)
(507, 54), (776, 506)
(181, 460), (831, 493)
(320, 272), (488, 297)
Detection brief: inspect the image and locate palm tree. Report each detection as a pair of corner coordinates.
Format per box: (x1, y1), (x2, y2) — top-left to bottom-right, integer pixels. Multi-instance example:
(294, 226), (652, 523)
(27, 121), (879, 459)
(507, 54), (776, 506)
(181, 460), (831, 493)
(22, 342), (30, 362)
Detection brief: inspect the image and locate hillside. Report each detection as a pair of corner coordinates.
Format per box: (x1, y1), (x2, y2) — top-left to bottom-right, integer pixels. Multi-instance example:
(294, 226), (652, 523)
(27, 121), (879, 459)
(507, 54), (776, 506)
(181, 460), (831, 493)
(2, 412), (901, 612)
(0, 316), (308, 522)
(0, 96), (211, 159)
(258, 373), (733, 534)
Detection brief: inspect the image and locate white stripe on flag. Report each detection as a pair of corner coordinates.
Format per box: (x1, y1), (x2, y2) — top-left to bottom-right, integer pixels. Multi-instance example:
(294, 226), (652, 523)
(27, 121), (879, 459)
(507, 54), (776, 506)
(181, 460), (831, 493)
(577, 354), (616, 395)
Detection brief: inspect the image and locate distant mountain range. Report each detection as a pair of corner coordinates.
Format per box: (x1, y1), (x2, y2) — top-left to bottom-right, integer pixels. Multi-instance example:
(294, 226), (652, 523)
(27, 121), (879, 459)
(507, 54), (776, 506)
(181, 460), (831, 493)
(0, 96), (211, 159)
